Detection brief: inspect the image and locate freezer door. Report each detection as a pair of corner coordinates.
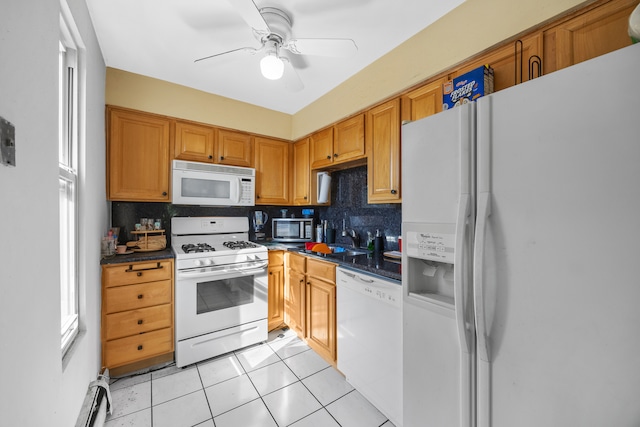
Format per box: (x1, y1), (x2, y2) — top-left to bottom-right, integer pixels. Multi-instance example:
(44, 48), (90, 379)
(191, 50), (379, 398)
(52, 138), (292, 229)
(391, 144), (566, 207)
(474, 44), (640, 427)
(402, 103), (475, 427)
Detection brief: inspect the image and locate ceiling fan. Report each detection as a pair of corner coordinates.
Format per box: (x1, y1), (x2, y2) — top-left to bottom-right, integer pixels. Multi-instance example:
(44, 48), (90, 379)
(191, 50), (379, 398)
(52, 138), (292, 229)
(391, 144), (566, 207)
(194, 0), (358, 91)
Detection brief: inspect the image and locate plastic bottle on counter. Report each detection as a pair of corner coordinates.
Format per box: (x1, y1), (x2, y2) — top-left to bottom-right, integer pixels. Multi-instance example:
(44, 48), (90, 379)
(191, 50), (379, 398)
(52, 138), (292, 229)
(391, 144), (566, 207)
(374, 229), (384, 254)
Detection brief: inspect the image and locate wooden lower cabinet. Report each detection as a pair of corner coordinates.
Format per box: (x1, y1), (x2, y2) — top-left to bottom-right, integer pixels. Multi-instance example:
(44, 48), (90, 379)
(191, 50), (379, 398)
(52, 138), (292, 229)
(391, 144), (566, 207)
(306, 276), (337, 364)
(284, 252), (306, 339)
(268, 251), (285, 331)
(284, 253), (337, 364)
(101, 259), (174, 375)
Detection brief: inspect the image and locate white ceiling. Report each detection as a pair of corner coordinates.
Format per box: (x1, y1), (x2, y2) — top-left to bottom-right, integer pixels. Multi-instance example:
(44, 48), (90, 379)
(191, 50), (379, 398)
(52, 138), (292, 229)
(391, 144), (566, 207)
(86, 0), (465, 115)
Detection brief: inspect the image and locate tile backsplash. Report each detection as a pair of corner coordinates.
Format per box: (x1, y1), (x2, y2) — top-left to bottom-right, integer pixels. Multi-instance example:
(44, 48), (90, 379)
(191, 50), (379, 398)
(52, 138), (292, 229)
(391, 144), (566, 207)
(112, 165), (401, 251)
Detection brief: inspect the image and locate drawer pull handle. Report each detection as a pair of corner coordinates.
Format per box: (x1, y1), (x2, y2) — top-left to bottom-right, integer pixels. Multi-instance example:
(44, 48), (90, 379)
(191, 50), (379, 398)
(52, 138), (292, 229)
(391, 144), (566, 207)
(125, 262), (164, 273)
(137, 294), (143, 299)
(137, 319), (143, 325)
(137, 345), (143, 351)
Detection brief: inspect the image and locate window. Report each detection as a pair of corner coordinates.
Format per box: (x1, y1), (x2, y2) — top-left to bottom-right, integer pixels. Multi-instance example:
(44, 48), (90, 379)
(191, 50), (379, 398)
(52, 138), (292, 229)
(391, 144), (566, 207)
(59, 4), (82, 356)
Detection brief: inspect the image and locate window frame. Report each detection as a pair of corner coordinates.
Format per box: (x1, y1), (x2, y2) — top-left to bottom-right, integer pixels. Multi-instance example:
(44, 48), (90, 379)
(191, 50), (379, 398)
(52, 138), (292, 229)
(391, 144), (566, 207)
(59, 2), (84, 357)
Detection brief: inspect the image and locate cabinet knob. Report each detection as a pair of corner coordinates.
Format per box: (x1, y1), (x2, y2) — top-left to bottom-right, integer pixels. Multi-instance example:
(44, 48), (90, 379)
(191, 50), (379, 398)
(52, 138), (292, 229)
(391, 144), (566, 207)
(162, 192), (167, 196)
(326, 155), (331, 160)
(256, 195), (260, 199)
(208, 155), (213, 159)
(137, 272), (142, 277)
(137, 319), (143, 325)
(334, 153), (338, 157)
(137, 294), (143, 299)
(220, 156), (224, 161)
(391, 189), (397, 194)
(137, 345), (143, 351)
(269, 271), (273, 275)
(299, 279), (304, 284)
(304, 196), (307, 200)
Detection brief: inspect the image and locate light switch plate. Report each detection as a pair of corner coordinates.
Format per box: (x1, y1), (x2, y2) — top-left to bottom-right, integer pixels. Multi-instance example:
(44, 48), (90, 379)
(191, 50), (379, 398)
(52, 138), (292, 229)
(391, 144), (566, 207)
(0, 116), (16, 167)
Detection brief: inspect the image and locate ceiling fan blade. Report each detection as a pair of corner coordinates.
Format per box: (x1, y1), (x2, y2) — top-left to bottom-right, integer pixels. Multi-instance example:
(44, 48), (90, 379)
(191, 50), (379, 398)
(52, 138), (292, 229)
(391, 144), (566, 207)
(194, 46), (258, 63)
(281, 58), (304, 92)
(284, 38), (357, 57)
(226, 0), (270, 35)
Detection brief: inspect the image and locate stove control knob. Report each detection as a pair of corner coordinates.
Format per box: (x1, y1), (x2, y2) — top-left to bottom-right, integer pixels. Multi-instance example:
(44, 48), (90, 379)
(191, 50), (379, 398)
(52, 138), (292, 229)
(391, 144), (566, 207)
(203, 258), (214, 266)
(195, 259), (204, 267)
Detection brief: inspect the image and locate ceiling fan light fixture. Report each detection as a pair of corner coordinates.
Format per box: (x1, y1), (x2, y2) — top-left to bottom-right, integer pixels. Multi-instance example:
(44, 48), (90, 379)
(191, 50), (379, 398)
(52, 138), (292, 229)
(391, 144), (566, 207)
(260, 53), (284, 80)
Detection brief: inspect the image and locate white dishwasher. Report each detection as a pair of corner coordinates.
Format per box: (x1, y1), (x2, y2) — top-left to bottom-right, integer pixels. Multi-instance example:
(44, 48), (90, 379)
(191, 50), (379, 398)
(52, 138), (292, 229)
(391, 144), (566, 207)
(337, 267), (403, 427)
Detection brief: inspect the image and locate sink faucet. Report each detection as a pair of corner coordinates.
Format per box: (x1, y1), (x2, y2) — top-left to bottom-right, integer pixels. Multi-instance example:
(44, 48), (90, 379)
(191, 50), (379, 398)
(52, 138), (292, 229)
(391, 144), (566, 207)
(342, 229), (360, 248)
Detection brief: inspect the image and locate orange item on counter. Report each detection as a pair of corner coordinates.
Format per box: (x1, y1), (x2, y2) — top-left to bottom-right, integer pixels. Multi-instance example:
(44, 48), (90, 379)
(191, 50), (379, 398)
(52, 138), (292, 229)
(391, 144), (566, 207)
(311, 243), (332, 254)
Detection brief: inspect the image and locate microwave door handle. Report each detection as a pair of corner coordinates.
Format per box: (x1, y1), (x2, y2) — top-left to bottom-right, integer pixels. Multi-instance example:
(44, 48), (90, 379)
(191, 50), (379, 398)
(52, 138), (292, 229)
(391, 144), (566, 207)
(234, 177), (241, 204)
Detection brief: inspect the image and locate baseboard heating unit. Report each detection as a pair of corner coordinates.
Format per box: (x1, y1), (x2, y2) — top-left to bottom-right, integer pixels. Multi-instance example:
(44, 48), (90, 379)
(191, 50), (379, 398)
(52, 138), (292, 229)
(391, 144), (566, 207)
(74, 369), (112, 427)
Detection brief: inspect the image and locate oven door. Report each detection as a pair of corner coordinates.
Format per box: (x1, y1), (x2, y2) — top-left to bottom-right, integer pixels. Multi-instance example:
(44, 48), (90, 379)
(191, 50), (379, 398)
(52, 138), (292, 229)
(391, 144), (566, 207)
(175, 261), (268, 340)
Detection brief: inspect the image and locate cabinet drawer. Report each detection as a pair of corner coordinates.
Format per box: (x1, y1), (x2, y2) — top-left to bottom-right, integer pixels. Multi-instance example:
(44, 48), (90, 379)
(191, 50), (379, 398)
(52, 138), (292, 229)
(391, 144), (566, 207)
(103, 260), (172, 287)
(104, 304), (172, 341)
(269, 250), (284, 267)
(104, 327), (173, 368)
(287, 252), (306, 273)
(307, 258), (336, 282)
(104, 280), (172, 314)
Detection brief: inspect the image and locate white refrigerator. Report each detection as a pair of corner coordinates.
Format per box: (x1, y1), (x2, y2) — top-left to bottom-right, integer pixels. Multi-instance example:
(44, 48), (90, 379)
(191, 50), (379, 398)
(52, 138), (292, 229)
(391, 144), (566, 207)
(402, 43), (640, 427)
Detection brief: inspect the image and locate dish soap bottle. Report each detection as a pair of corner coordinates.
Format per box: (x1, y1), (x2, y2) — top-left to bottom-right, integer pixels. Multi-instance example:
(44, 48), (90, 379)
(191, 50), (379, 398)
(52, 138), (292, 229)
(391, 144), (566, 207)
(367, 231), (374, 251)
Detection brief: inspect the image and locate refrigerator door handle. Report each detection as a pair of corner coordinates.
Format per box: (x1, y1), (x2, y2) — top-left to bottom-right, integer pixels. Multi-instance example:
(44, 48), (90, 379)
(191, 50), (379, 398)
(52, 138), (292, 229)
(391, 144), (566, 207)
(454, 193), (472, 355)
(474, 191), (492, 362)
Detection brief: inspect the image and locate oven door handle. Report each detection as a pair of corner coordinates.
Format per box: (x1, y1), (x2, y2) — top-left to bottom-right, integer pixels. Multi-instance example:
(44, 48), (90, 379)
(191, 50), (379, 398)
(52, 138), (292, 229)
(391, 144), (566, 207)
(177, 267), (233, 279)
(231, 262), (268, 275)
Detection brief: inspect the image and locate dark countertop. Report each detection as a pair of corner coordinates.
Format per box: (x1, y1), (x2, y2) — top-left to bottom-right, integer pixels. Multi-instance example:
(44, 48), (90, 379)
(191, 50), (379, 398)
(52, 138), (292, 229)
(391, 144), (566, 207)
(100, 249), (174, 265)
(262, 242), (401, 282)
(99, 244), (402, 283)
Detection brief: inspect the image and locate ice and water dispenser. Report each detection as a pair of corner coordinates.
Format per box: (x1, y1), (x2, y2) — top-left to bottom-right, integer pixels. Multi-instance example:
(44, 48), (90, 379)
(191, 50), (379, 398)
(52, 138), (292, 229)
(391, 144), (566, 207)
(404, 223), (458, 308)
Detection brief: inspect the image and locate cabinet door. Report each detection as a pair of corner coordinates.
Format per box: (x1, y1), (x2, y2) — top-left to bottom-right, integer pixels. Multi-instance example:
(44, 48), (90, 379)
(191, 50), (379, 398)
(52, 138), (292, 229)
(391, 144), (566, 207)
(285, 269), (306, 339)
(268, 264), (285, 331)
(401, 77), (447, 122)
(107, 108), (171, 201)
(366, 98), (401, 204)
(216, 129), (253, 167)
(254, 137), (290, 205)
(333, 114), (365, 164)
(543, 0), (637, 73)
(174, 120), (215, 162)
(454, 32), (542, 92)
(292, 138), (311, 205)
(306, 277), (336, 363)
(309, 127), (334, 169)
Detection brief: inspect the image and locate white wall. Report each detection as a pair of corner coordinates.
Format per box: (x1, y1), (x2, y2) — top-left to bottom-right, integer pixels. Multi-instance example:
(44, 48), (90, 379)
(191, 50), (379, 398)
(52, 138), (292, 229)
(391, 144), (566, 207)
(0, 0), (106, 425)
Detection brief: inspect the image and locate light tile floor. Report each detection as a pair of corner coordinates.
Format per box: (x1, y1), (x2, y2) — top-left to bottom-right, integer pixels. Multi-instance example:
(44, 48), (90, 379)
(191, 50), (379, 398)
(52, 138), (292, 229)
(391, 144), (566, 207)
(105, 327), (396, 427)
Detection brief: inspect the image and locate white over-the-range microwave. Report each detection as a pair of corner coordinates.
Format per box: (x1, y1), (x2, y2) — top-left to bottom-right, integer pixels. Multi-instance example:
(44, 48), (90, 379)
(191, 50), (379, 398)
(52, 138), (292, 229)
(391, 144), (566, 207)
(172, 160), (255, 206)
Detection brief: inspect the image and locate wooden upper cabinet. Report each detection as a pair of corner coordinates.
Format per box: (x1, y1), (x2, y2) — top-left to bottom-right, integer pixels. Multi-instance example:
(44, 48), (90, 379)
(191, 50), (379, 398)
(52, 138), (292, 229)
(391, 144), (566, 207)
(401, 77), (447, 122)
(543, 0), (638, 73)
(310, 115), (365, 169)
(309, 127), (334, 169)
(292, 138), (311, 205)
(366, 98), (401, 204)
(333, 114), (366, 164)
(107, 107), (171, 202)
(216, 129), (254, 167)
(174, 120), (216, 163)
(454, 32), (543, 92)
(254, 137), (290, 205)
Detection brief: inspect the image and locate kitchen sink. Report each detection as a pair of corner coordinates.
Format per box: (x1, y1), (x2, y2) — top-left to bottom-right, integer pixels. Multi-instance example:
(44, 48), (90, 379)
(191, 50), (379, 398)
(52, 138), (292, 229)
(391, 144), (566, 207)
(326, 246), (369, 257)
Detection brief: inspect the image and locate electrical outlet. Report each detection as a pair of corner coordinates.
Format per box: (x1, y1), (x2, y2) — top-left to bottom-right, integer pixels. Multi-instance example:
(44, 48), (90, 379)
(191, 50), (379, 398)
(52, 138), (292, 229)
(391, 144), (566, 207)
(0, 116), (16, 167)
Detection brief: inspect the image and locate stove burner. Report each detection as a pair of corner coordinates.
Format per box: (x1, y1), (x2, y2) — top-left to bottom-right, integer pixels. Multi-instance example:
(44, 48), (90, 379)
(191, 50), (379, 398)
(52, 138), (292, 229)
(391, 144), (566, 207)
(223, 240), (259, 250)
(182, 243), (215, 253)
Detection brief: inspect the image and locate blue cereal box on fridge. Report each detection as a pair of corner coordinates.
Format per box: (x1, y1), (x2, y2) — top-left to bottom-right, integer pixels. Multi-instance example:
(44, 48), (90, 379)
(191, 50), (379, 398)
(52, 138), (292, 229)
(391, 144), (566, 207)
(442, 65), (494, 110)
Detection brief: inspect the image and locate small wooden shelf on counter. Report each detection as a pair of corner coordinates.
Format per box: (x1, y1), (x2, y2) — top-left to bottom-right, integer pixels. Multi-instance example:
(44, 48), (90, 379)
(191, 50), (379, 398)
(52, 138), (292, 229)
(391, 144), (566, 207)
(127, 229), (166, 252)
